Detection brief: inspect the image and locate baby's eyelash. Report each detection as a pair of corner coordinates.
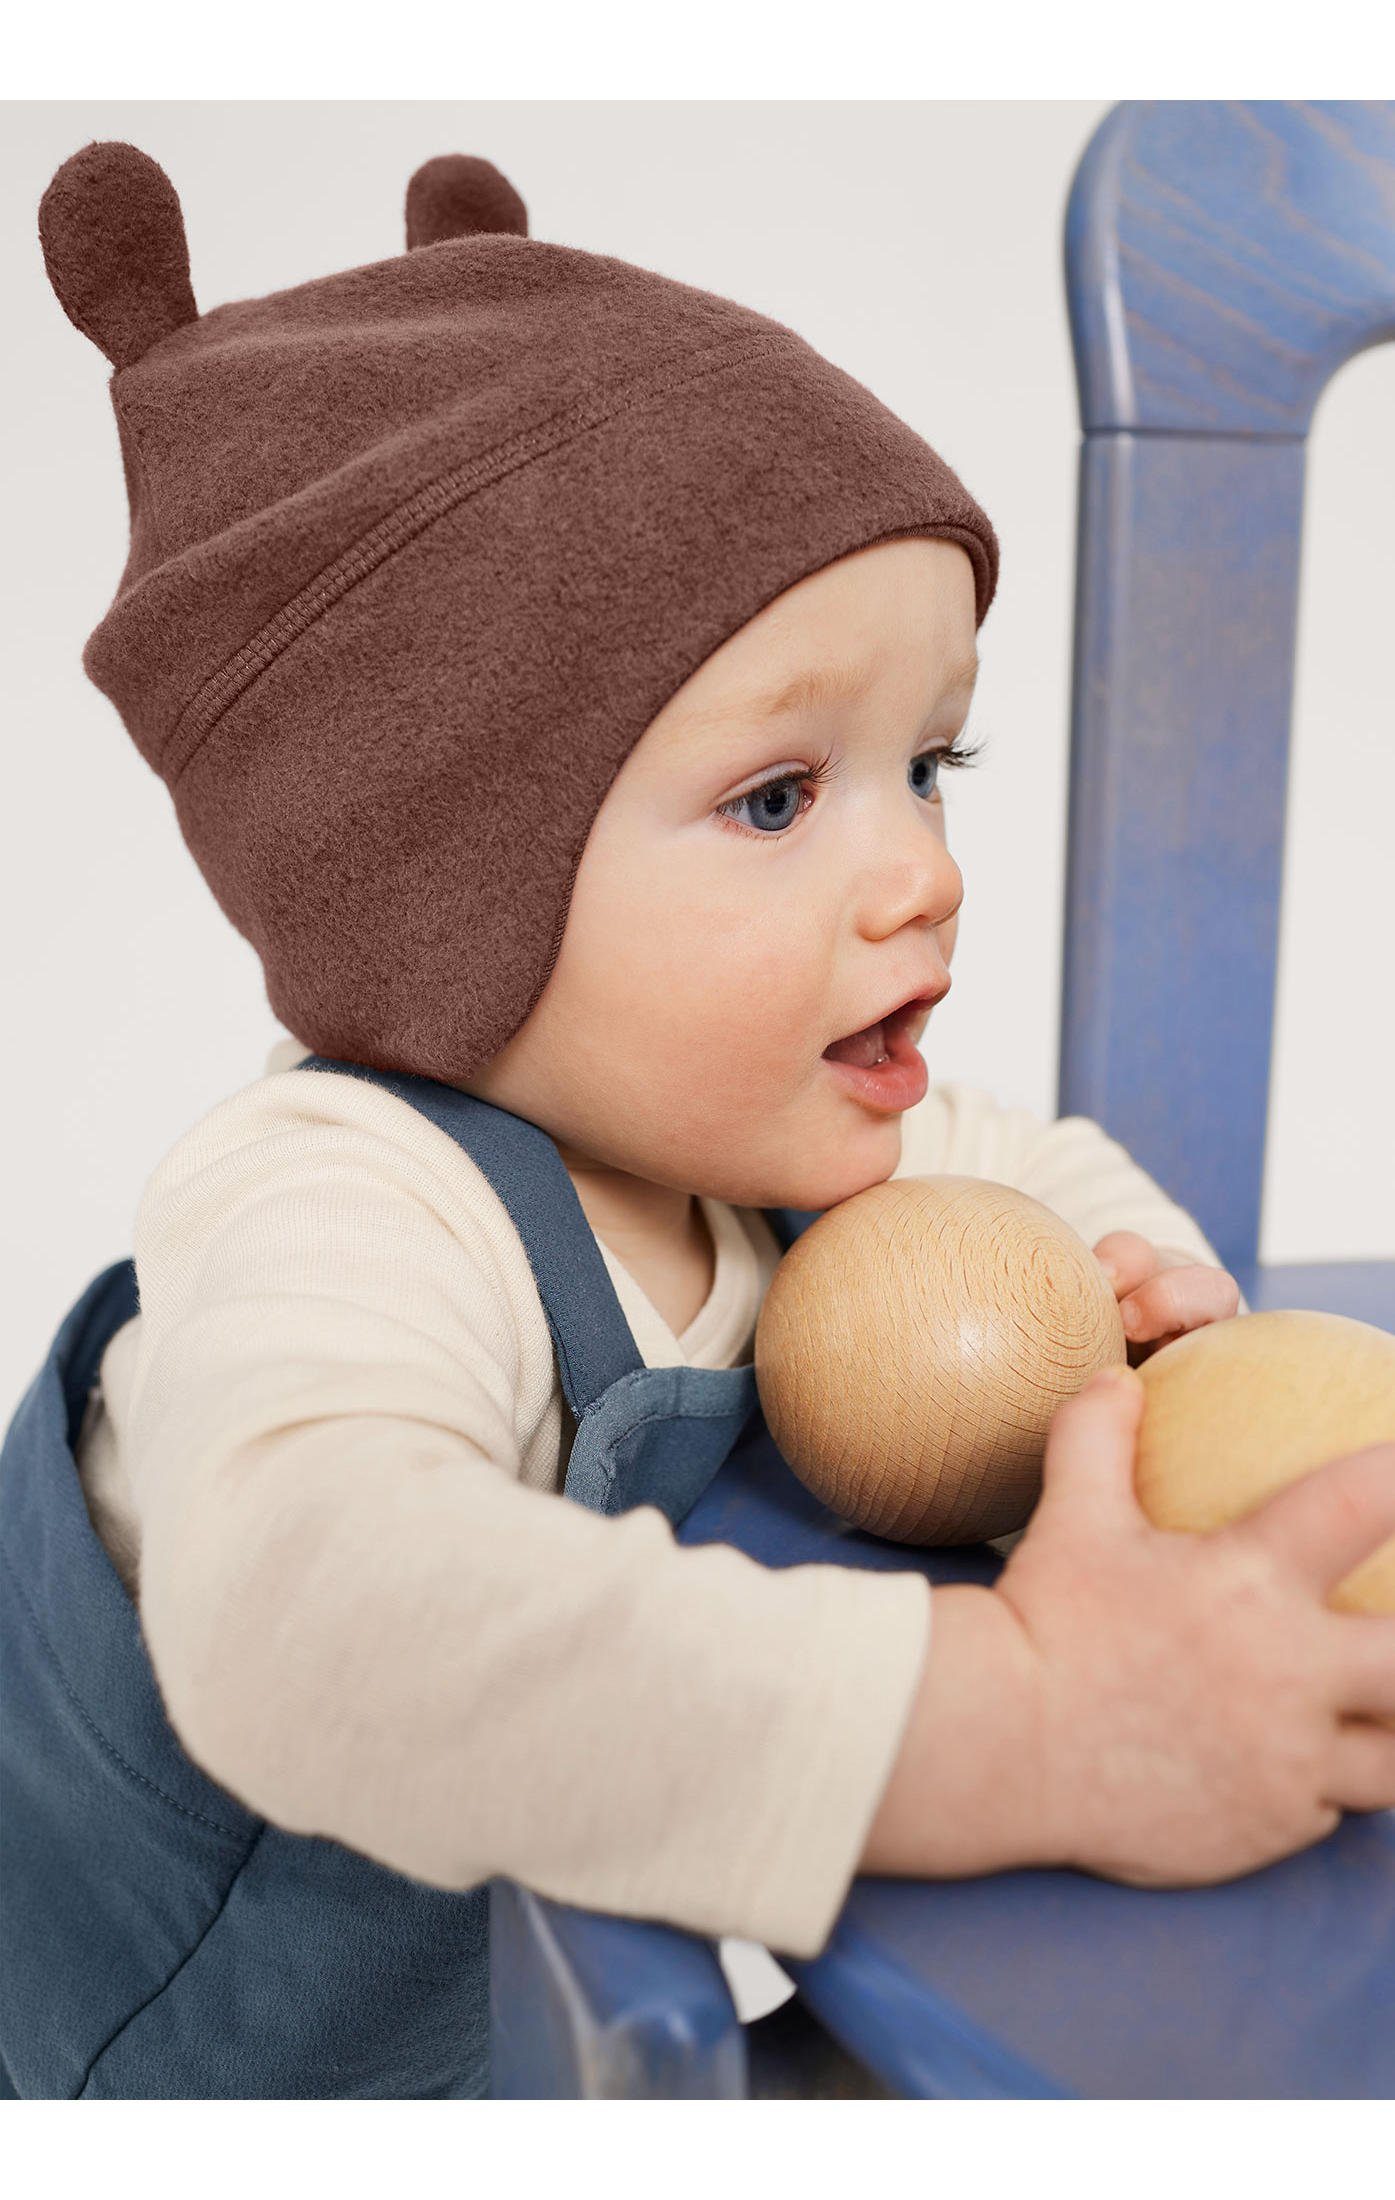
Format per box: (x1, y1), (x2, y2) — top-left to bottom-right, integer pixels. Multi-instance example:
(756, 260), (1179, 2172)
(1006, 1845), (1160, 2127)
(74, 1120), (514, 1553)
(715, 731), (988, 833)
(934, 732), (988, 772)
(928, 734), (981, 778)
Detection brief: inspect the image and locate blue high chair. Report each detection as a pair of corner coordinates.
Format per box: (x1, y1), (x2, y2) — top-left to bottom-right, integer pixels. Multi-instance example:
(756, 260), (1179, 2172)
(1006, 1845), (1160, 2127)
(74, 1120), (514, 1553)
(489, 101), (1395, 2098)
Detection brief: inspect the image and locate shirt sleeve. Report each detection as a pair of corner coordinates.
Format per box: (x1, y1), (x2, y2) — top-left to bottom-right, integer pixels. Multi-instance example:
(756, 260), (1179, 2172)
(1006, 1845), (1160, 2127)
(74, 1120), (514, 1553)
(122, 1071), (930, 1958)
(897, 1080), (1248, 1312)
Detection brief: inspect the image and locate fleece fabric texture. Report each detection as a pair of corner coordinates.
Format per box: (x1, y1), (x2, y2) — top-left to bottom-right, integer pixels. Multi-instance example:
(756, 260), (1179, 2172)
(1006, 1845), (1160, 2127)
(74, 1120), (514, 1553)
(38, 139), (1000, 1086)
(74, 1040), (1236, 1959)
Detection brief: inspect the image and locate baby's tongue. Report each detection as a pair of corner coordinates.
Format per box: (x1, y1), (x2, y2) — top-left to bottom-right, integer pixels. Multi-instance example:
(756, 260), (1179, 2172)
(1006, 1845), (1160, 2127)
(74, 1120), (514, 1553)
(823, 1019), (889, 1068)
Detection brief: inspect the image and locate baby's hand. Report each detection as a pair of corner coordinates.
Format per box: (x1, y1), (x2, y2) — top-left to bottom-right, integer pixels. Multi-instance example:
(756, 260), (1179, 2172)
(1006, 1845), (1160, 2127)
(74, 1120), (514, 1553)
(994, 1371), (1395, 1886)
(1092, 1230), (1242, 1365)
(860, 1372), (1395, 1889)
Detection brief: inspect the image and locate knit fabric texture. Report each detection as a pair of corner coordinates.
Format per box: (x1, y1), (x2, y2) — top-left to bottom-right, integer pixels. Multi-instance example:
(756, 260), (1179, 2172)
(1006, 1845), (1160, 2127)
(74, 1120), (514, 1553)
(39, 138), (1001, 1083)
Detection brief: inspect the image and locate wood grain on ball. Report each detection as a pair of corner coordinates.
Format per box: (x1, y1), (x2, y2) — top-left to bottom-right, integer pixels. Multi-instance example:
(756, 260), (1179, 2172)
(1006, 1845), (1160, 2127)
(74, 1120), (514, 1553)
(754, 1175), (1127, 1544)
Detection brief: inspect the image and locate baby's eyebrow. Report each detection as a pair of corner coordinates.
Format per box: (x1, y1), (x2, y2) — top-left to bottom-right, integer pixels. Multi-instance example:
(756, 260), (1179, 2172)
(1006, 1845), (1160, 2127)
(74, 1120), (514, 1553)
(718, 647), (981, 730)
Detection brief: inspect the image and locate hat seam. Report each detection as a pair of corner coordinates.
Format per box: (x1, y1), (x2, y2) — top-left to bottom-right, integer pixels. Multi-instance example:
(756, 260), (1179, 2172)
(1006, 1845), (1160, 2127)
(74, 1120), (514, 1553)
(161, 328), (797, 788)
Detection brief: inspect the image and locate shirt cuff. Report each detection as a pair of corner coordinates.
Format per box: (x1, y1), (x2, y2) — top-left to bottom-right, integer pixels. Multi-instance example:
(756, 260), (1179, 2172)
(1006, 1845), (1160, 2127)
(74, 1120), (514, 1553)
(718, 1564), (932, 1958)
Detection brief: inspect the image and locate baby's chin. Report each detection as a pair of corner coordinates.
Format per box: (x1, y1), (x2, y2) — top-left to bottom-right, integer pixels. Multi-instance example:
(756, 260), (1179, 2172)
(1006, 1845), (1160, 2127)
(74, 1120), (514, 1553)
(680, 1105), (905, 1217)
(774, 1141), (904, 1217)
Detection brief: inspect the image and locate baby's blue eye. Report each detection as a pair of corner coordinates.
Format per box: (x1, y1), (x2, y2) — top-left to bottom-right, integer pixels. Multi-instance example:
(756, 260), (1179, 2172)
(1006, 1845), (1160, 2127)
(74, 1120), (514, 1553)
(729, 775), (809, 834)
(909, 751), (941, 801)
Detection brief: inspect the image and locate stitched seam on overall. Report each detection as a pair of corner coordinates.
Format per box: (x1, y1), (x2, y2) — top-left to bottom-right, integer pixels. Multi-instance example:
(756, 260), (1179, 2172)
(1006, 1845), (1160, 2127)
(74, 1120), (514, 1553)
(546, 1302), (644, 1424)
(75, 1823), (270, 2100)
(582, 1386), (754, 1502)
(161, 329), (789, 788)
(0, 1539), (256, 1841)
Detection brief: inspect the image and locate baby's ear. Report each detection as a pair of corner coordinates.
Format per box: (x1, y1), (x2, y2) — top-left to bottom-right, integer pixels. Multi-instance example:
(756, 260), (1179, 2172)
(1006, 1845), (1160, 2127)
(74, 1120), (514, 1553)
(38, 139), (198, 370)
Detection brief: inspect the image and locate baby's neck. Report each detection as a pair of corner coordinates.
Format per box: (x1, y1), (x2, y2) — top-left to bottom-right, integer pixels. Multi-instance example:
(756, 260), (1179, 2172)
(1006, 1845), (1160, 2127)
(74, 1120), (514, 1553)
(560, 1155), (717, 1337)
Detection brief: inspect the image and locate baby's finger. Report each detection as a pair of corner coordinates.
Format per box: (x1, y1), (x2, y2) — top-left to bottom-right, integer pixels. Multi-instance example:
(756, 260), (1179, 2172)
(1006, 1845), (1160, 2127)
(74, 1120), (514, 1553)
(1093, 1232), (1158, 1294)
(1035, 1367), (1147, 1539)
(1325, 1718), (1395, 1814)
(1120, 1264), (1241, 1342)
(1330, 1611), (1395, 1722)
(1242, 1442), (1395, 1600)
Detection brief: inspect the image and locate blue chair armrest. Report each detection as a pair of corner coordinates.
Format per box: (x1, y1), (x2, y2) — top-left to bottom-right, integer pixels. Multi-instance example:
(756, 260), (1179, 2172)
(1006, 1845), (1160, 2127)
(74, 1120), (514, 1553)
(1235, 1260), (1395, 1329)
(488, 1879), (746, 2097)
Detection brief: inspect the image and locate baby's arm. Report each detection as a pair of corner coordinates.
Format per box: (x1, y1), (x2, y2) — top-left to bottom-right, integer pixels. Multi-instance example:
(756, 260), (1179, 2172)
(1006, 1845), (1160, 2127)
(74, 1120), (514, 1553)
(899, 1081), (1247, 1305)
(863, 1370), (1395, 1883)
(124, 1072), (929, 1958)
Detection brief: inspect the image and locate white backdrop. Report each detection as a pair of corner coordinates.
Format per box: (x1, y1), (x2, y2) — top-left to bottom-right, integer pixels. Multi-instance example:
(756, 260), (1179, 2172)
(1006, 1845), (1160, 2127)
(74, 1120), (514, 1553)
(3, 99), (1392, 1407)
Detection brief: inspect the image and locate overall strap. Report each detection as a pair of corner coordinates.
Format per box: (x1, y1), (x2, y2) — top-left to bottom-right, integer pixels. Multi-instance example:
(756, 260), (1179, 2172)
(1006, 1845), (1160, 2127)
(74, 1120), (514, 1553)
(296, 1054), (641, 1414)
(294, 1054), (821, 1412)
(765, 1203), (823, 1252)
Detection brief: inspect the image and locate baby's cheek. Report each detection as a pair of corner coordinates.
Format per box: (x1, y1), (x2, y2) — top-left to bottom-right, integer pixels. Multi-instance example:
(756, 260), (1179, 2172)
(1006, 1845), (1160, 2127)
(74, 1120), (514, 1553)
(678, 917), (811, 1033)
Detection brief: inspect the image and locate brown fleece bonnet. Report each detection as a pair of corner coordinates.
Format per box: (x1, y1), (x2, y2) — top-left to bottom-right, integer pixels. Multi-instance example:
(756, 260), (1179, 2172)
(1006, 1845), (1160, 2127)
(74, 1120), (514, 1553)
(39, 139), (999, 1084)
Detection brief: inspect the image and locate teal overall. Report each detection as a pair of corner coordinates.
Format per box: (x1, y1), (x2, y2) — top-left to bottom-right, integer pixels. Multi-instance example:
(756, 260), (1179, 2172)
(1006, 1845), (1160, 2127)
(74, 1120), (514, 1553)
(0, 1056), (819, 2098)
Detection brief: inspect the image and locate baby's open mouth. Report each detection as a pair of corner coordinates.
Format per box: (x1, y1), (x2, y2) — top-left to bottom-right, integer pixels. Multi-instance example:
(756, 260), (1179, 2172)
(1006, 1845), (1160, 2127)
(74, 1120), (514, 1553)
(822, 993), (937, 1069)
(818, 993), (940, 1114)
(822, 1016), (897, 1069)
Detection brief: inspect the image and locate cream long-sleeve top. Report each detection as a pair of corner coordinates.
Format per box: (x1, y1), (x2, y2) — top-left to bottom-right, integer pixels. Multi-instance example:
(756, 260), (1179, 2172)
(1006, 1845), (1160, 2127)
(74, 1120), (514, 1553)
(73, 1035), (1234, 1960)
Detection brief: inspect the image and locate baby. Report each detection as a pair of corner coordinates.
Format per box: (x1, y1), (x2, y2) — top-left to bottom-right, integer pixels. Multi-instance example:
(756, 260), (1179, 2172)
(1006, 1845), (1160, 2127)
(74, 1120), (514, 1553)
(9, 139), (1394, 2102)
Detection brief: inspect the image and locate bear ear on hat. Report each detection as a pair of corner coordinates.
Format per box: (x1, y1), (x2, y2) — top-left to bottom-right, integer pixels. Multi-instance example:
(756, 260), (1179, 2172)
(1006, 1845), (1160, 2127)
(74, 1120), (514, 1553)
(38, 140), (198, 371)
(405, 154), (529, 249)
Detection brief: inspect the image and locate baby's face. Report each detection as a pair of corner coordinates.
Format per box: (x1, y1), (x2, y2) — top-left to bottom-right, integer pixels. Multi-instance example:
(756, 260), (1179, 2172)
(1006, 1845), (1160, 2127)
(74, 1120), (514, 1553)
(468, 535), (979, 1213)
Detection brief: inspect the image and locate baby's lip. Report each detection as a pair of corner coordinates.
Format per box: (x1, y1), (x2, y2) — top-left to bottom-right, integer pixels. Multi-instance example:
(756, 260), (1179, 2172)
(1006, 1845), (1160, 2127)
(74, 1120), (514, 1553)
(823, 977), (951, 1055)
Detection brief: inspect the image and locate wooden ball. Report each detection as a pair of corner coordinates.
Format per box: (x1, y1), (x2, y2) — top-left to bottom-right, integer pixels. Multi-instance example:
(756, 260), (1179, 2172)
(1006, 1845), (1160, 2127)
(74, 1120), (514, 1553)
(1134, 1310), (1395, 1613)
(755, 1174), (1127, 1543)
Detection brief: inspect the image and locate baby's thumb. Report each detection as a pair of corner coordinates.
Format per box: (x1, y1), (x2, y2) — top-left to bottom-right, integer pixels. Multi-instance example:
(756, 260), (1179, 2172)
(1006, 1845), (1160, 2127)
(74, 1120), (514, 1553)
(1034, 1365), (1147, 1539)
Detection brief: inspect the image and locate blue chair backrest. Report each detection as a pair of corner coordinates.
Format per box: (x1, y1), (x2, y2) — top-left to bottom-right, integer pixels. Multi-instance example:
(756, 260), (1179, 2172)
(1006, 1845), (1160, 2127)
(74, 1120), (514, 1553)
(1058, 100), (1395, 1319)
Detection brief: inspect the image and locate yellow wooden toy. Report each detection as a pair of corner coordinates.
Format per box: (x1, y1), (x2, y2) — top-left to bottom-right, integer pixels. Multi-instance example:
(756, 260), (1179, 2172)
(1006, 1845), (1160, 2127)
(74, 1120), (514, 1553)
(1134, 1309), (1395, 1614)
